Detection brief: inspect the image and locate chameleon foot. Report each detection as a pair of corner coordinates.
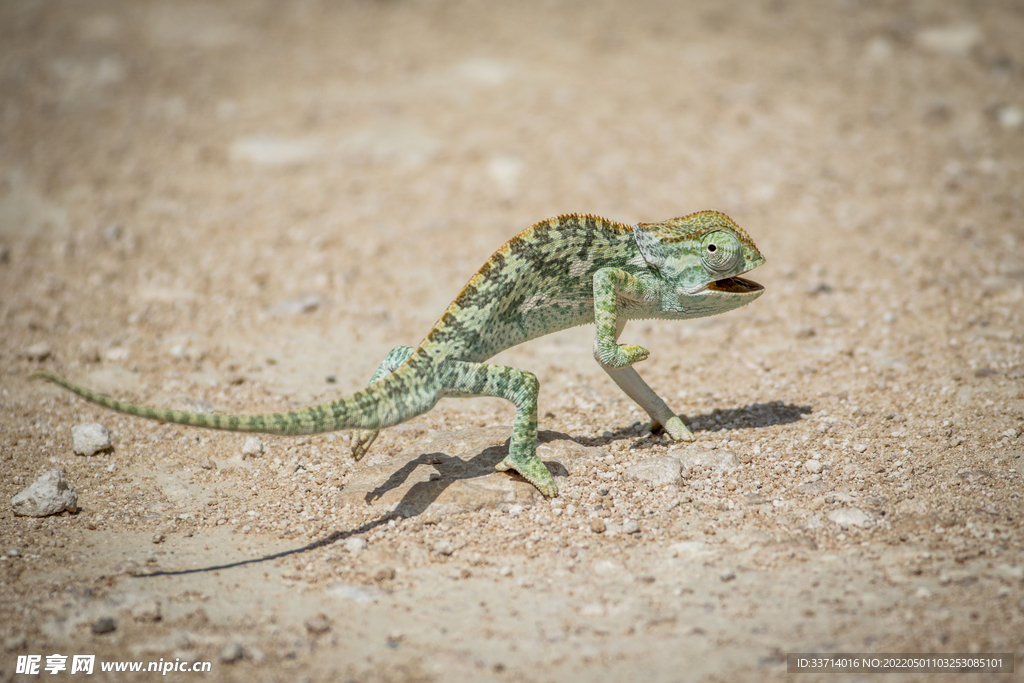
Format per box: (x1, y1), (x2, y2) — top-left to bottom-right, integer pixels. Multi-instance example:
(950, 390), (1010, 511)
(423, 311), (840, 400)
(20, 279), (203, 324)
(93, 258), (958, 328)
(495, 453), (559, 497)
(351, 429), (379, 461)
(656, 415), (694, 442)
(595, 342), (650, 369)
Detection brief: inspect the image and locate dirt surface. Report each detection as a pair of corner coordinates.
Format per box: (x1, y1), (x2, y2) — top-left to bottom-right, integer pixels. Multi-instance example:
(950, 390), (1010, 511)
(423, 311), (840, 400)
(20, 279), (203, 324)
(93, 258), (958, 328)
(2, 1), (1024, 681)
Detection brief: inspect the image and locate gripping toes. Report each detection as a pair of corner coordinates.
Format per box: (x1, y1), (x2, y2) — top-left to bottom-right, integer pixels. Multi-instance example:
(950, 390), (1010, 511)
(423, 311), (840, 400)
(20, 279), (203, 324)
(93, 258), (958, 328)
(351, 429), (379, 461)
(658, 415), (695, 442)
(596, 342), (650, 369)
(496, 453), (559, 497)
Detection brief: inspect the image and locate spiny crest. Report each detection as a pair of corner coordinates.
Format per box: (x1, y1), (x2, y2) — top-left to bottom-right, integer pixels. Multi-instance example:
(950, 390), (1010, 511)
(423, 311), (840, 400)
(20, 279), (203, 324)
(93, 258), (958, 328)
(546, 213), (632, 232)
(636, 210), (755, 248)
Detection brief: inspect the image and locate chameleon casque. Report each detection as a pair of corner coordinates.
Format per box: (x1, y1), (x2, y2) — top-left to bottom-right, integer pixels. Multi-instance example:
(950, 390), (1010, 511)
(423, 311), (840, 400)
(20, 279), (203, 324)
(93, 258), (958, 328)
(35, 211), (765, 497)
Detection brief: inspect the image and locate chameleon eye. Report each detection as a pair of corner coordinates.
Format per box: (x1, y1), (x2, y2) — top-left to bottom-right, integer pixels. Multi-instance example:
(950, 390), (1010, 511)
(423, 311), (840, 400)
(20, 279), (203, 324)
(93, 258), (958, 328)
(701, 231), (742, 273)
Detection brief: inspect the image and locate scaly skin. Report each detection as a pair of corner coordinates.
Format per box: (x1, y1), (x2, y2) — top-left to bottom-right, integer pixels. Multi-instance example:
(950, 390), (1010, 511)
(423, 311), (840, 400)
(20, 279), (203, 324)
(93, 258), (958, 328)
(34, 211), (765, 497)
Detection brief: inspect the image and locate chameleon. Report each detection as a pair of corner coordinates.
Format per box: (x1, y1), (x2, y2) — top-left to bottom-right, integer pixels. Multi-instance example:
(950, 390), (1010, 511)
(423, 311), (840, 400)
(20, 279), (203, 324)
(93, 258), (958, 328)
(34, 211), (765, 497)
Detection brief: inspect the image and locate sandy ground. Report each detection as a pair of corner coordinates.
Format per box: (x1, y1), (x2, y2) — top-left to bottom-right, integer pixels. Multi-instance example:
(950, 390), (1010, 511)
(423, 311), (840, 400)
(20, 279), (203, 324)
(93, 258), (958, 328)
(2, 1), (1024, 681)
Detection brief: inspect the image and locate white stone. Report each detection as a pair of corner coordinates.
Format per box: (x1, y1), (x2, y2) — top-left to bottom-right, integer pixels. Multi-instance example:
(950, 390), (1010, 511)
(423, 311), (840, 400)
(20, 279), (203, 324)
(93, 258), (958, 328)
(241, 436), (264, 458)
(804, 459), (822, 474)
(828, 507), (871, 529)
(852, 443), (868, 453)
(23, 342), (52, 361)
(622, 519), (640, 534)
(72, 422), (111, 456)
(916, 24), (981, 57)
(673, 446), (740, 473)
(999, 106), (1024, 131)
(11, 470), (78, 517)
(220, 642), (244, 664)
(624, 456), (683, 486)
(344, 537), (368, 552)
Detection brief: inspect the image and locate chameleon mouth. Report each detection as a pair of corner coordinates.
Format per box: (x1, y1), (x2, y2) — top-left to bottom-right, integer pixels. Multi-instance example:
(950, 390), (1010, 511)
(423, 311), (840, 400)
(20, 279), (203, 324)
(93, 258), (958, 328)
(706, 276), (763, 294)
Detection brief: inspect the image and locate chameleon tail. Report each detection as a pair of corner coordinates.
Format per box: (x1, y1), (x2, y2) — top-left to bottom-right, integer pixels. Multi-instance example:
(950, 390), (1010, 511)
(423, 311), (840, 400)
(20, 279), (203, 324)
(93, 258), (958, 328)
(31, 363), (439, 437)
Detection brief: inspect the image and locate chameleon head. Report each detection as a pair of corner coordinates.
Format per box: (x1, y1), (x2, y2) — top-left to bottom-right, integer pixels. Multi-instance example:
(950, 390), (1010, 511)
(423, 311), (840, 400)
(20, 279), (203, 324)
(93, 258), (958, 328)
(634, 210), (765, 314)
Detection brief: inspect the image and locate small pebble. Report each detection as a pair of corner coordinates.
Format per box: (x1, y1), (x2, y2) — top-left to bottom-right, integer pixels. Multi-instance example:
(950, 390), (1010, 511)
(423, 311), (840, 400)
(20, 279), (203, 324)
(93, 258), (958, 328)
(91, 617), (116, 635)
(622, 519), (640, 534)
(624, 456), (683, 486)
(23, 342), (52, 361)
(433, 540), (454, 556)
(852, 444), (868, 453)
(242, 436), (264, 458)
(589, 518), (606, 534)
(915, 23), (981, 57)
(72, 423), (112, 456)
(828, 507), (870, 529)
(804, 459), (822, 474)
(152, 533), (165, 544)
(720, 569), (737, 582)
(304, 614), (331, 635)
(999, 105), (1023, 131)
(344, 537), (368, 552)
(220, 642), (244, 664)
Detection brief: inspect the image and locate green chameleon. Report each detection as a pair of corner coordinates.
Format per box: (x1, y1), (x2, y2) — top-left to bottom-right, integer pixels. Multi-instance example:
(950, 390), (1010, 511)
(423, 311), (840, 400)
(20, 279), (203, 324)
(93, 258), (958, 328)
(34, 211), (765, 497)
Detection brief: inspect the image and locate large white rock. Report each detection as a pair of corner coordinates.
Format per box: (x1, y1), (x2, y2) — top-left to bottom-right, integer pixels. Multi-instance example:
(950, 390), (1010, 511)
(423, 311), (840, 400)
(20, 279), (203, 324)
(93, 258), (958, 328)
(11, 470), (78, 517)
(72, 422), (112, 456)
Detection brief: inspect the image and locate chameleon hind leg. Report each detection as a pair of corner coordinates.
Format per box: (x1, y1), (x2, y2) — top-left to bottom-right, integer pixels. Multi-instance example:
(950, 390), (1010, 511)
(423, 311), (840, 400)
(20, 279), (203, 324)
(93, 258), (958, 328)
(440, 360), (558, 497)
(351, 345), (415, 461)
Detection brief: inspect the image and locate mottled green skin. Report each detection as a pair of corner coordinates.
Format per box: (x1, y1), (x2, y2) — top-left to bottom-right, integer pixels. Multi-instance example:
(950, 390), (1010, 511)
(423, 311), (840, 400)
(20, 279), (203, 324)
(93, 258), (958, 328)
(34, 211), (765, 497)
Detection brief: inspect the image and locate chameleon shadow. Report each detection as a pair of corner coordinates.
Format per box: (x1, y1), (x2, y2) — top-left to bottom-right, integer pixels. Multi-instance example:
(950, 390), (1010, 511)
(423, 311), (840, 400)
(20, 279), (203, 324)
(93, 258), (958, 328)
(686, 400), (812, 433)
(364, 443), (566, 518)
(577, 400), (812, 448)
(136, 441), (561, 578)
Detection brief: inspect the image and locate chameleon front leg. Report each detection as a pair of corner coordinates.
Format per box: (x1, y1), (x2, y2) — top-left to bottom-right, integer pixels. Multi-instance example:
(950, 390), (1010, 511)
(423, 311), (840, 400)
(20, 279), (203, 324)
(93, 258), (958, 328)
(593, 270), (694, 441)
(351, 345), (415, 461)
(440, 360), (558, 497)
(592, 267), (653, 369)
(602, 366), (694, 442)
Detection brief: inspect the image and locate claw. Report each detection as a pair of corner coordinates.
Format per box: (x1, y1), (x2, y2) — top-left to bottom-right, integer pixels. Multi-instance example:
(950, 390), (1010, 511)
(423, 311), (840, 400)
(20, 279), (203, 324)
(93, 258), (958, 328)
(660, 416), (694, 442)
(351, 429), (379, 461)
(496, 453), (559, 497)
(596, 342), (650, 369)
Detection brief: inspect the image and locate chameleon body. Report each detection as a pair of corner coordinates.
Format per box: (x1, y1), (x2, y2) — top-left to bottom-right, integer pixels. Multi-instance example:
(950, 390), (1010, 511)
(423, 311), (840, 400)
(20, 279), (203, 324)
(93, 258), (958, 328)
(35, 211), (765, 497)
